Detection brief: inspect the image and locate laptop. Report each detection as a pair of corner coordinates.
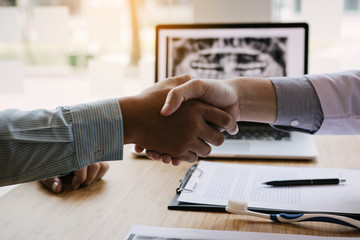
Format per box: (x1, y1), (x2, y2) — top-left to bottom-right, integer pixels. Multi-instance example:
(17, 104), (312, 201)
(152, 23), (317, 160)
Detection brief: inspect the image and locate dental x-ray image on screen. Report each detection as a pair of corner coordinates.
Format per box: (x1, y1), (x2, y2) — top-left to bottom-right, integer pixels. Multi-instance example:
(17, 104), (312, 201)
(167, 37), (287, 79)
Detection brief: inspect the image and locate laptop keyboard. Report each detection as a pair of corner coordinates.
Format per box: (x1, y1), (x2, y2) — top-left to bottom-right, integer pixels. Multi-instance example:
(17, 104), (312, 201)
(223, 122), (290, 141)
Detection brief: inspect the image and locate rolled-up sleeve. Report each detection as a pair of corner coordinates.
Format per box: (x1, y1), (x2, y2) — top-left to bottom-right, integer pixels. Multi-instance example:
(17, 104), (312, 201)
(0, 98), (123, 186)
(269, 76), (324, 134)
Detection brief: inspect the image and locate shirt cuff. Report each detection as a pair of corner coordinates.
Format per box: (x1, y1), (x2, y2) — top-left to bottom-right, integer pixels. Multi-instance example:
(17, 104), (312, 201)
(269, 76), (324, 134)
(69, 98), (123, 169)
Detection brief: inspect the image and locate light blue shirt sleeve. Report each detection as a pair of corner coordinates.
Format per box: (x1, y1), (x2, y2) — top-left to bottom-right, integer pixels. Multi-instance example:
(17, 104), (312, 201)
(0, 98), (123, 186)
(268, 76), (324, 134)
(307, 70), (360, 134)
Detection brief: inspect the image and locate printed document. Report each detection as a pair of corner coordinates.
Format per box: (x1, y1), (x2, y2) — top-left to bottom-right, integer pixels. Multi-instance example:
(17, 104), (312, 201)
(124, 225), (360, 240)
(178, 161), (360, 214)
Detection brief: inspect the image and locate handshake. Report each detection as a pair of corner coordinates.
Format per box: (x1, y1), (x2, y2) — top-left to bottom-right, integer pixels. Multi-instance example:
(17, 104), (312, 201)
(121, 74), (277, 165)
(36, 69), (359, 192)
(42, 74), (277, 193)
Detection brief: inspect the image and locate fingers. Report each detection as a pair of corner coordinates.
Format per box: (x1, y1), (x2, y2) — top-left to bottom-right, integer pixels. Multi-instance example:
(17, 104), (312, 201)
(40, 163), (110, 193)
(72, 167), (87, 190)
(161, 155), (172, 164)
(161, 80), (207, 116)
(202, 105), (238, 136)
(167, 73), (192, 84)
(95, 162), (109, 182)
(145, 151), (182, 166)
(180, 151), (198, 163)
(157, 150), (197, 163)
(182, 134), (212, 157)
(72, 162), (109, 190)
(134, 144), (144, 153)
(40, 177), (62, 193)
(145, 150), (161, 160)
(84, 163), (100, 185)
(146, 150), (195, 165)
(171, 159), (182, 166)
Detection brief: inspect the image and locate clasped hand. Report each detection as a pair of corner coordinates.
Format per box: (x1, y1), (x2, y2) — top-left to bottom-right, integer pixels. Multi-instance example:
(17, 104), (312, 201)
(41, 74), (240, 193)
(121, 74), (238, 165)
(136, 76), (277, 163)
(133, 75), (242, 165)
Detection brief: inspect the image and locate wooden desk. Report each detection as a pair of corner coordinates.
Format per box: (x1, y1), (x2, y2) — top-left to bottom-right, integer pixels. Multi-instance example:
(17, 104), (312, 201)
(1, 136), (360, 239)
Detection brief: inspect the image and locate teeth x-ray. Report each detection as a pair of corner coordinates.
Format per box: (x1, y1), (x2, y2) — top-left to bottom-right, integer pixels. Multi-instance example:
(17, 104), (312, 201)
(167, 37), (287, 79)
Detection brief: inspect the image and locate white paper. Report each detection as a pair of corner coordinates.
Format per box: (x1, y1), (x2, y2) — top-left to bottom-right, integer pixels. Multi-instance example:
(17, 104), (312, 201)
(178, 161), (360, 214)
(124, 225), (360, 240)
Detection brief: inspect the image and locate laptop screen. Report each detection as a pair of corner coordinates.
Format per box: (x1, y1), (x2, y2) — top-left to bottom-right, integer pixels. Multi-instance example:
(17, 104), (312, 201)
(155, 23), (308, 82)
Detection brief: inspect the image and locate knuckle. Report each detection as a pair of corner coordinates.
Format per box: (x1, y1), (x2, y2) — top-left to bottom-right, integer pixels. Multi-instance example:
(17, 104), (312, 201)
(77, 175), (87, 183)
(192, 121), (202, 131)
(202, 145), (212, 157)
(222, 112), (232, 126)
(169, 88), (179, 99)
(92, 162), (101, 171)
(100, 162), (110, 172)
(182, 153), (197, 163)
(193, 105), (204, 115)
(185, 119), (201, 132)
(204, 103), (216, 115)
(191, 79), (203, 88)
(188, 100), (202, 110)
(213, 133), (225, 146)
(189, 154), (198, 163)
(192, 79), (207, 95)
(184, 73), (191, 79)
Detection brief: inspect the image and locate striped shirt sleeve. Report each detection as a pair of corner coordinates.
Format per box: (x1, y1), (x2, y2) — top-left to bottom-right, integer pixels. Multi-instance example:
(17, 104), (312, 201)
(0, 98), (123, 186)
(269, 76), (324, 134)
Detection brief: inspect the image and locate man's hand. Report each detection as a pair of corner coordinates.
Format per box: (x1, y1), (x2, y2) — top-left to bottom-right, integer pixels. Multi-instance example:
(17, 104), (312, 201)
(120, 75), (238, 163)
(160, 77), (277, 123)
(161, 78), (241, 121)
(40, 162), (109, 193)
(138, 77), (277, 163)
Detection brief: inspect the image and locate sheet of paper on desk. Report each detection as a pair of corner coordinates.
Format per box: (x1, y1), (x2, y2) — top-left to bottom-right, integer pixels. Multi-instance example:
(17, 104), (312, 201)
(124, 225), (360, 240)
(178, 161), (360, 214)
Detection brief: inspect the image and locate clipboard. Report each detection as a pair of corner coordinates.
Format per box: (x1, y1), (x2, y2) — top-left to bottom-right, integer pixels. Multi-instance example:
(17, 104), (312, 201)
(168, 164), (360, 220)
(168, 164), (225, 212)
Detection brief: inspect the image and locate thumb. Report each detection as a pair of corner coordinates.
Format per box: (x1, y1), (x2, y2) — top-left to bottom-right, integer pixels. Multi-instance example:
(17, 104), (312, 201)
(40, 177), (63, 193)
(161, 80), (207, 116)
(160, 88), (184, 116)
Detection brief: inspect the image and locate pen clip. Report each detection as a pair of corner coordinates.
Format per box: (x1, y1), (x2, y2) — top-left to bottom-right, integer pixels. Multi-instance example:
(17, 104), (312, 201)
(176, 165), (203, 193)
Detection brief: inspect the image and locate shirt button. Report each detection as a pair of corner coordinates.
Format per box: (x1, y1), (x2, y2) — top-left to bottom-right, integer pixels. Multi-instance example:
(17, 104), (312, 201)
(94, 149), (103, 159)
(290, 120), (299, 127)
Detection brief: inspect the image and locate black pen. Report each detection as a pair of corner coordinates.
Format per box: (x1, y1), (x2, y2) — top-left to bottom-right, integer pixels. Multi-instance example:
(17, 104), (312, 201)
(263, 178), (346, 186)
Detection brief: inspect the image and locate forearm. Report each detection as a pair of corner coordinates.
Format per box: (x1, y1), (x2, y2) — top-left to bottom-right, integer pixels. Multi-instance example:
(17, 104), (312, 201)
(0, 98), (123, 186)
(229, 77), (277, 123)
(229, 76), (323, 134)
